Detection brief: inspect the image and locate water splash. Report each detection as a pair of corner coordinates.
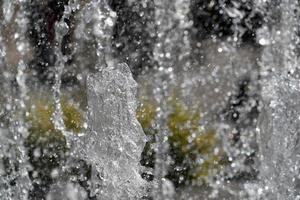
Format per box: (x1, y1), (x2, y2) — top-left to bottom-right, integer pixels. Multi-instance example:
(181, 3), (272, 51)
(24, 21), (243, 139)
(259, 74), (300, 199)
(63, 1), (147, 199)
(1, 0), (300, 199)
(257, 0), (300, 199)
(75, 0), (116, 70)
(83, 63), (147, 199)
(52, 0), (79, 142)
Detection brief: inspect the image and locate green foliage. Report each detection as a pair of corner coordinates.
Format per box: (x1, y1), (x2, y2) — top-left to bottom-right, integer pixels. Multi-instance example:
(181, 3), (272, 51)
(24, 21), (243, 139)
(23, 91), (225, 187)
(137, 98), (227, 186)
(167, 100), (201, 154)
(137, 101), (157, 169)
(136, 101), (156, 134)
(26, 98), (83, 146)
(61, 99), (84, 133)
(25, 97), (84, 174)
(26, 99), (64, 150)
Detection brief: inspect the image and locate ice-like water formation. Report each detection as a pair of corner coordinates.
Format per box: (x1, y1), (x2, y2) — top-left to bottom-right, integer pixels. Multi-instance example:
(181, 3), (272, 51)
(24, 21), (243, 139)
(258, 74), (300, 199)
(257, 0), (300, 199)
(76, 63), (148, 199)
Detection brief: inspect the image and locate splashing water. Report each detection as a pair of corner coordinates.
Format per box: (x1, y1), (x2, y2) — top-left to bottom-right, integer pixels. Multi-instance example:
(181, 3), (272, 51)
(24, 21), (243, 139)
(52, 0), (76, 141)
(257, 0), (300, 199)
(84, 63), (147, 199)
(1, 0), (300, 199)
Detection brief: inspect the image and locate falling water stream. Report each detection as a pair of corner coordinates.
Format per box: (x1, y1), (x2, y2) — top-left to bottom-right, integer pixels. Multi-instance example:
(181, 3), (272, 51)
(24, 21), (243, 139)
(257, 0), (300, 199)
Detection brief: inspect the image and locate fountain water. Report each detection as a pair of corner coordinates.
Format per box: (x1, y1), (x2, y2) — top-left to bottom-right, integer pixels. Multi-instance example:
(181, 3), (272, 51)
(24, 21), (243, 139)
(84, 63), (148, 199)
(257, 0), (300, 199)
(52, 0), (73, 139)
(48, 1), (147, 199)
(1, 0), (300, 199)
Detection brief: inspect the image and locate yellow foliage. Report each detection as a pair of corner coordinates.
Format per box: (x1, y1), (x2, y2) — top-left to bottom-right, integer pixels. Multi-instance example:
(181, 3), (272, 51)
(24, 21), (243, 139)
(195, 130), (218, 154)
(137, 98), (227, 183)
(194, 153), (223, 179)
(26, 98), (83, 146)
(61, 99), (83, 133)
(26, 99), (60, 145)
(136, 101), (156, 131)
(167, 101), (200, 153)
(28, 99), (55, 134)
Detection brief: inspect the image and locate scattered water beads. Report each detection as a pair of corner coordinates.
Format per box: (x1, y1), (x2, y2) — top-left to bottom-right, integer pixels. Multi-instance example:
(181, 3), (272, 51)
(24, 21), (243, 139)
(1, 0), (300, 199)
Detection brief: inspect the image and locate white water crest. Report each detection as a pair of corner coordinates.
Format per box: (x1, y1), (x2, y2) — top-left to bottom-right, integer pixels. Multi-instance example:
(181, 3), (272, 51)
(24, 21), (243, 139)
(84, 63), (148, 199)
